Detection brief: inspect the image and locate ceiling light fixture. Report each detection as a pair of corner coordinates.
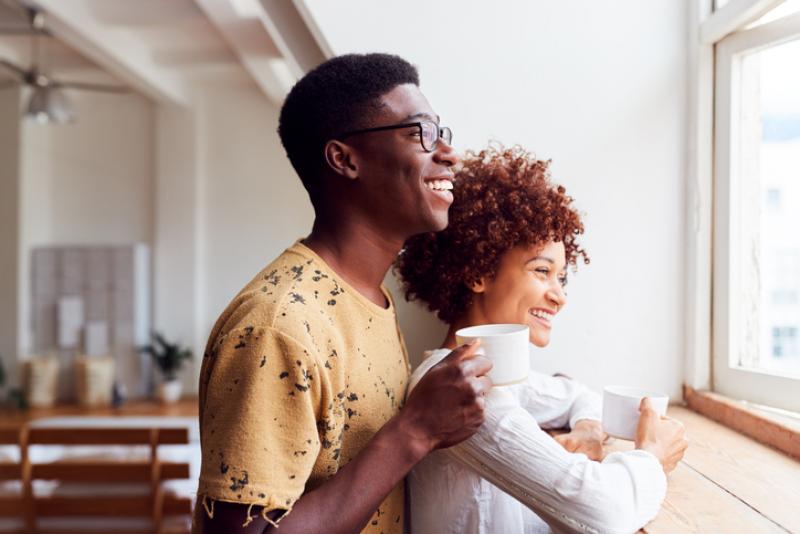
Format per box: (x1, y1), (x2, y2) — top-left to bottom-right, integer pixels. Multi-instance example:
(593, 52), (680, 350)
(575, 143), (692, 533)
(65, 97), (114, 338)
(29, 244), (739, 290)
(25, 82), (74, 124)
(0, 5), (127, 125)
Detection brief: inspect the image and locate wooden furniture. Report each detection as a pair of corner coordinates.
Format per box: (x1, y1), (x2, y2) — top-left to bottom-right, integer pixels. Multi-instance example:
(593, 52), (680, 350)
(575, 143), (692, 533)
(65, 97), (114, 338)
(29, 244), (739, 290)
(2, 397), (797, 532)
(0, 425), (192, 534)
(0, 398), (198, 427)
(606, 405), (800, 533)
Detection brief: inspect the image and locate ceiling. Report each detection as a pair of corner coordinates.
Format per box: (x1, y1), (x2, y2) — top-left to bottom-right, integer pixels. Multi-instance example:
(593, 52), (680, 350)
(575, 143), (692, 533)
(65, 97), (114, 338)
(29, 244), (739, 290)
(0, 0), (331, 105)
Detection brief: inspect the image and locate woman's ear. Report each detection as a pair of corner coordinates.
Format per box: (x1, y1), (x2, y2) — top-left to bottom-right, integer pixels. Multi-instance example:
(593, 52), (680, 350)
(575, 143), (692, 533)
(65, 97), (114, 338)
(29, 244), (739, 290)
(469, 277), (486, 293)
(324, 140), (359, 180)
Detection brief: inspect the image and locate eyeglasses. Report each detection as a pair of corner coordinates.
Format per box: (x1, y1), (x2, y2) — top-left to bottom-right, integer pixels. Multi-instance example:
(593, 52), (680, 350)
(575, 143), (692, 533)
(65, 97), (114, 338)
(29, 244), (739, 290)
(338, 119), (453, 152)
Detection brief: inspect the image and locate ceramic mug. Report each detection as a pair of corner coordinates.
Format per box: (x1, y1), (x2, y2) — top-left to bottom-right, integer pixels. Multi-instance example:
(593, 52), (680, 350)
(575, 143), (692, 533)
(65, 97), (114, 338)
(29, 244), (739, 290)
(602, 385), (669, 440)
(455, 324), (530, 386)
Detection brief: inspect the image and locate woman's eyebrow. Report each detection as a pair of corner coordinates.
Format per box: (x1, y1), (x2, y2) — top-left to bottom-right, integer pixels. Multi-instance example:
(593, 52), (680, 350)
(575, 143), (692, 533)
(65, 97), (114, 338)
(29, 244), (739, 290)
(526, 256), (567, 272)
(526, 255), (554, 265)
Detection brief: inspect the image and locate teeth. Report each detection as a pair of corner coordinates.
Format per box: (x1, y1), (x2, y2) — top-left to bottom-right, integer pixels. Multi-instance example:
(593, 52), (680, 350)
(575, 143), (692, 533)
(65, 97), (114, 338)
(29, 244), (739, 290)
(530, 310), (553, 321)
(425, 179), (454, 192)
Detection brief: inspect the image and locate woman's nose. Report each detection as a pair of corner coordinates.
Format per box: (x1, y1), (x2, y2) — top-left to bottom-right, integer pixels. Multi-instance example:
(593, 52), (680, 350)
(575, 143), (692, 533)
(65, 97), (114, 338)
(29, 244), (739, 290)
(548, 283), (567, 310)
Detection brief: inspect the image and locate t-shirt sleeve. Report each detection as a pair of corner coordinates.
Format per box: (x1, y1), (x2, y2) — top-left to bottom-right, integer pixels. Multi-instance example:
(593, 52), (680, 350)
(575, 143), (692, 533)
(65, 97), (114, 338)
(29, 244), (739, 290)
(197, 325), (329, 516)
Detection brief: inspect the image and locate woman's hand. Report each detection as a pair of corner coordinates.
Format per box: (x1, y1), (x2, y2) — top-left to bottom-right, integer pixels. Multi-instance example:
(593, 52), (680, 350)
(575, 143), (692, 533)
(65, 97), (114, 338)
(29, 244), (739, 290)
(554, 420), (607, 461)
(635, 398), (688, 474)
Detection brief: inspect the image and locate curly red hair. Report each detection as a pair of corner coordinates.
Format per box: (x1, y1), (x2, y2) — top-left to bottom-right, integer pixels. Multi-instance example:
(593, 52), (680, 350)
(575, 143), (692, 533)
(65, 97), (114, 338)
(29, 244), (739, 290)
(395, 145), (589, 323)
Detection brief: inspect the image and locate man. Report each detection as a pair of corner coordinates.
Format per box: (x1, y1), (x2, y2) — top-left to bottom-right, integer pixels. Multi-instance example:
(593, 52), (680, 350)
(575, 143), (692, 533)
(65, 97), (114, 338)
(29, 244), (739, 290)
(194, 53), (492, 533)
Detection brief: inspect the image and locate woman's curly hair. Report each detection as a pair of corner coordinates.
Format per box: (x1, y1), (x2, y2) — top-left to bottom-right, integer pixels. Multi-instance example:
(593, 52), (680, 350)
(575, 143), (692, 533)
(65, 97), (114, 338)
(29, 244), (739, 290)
(395, 144), (589, 323)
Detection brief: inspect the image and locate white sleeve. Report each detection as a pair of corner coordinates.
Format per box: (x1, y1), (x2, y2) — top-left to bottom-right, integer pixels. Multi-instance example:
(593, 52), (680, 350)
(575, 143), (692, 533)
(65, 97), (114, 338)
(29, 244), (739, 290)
(446, 387), (666, 534)
(517, 372), (602, 430)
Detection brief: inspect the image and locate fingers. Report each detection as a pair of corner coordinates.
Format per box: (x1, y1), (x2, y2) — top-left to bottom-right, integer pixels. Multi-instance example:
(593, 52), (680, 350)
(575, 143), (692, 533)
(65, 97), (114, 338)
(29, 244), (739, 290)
(445, 340), (481, 362)
(471, 375), (493, 397)
(562, 442), (578, 453)
(461, 355), (493, 378)
(554, 434), (576, 450)
(661, 417), (686, 441)
(664, 416), (685, 429)
(554, 435), (603, 460)
(442, 342), (493, 376)
(637, 398), (661, 432)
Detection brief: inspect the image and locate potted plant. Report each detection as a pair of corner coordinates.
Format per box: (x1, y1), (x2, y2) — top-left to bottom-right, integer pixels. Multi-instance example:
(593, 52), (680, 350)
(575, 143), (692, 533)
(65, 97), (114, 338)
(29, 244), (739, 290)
(0, 356), (26, 410)
(139, 332), (192, 403)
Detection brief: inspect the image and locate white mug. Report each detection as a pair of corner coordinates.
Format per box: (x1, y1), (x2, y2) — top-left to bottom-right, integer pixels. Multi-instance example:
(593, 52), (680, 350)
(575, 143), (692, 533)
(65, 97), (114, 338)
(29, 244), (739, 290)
(455, 324), (529, 386)
(602, 386), (669, 441)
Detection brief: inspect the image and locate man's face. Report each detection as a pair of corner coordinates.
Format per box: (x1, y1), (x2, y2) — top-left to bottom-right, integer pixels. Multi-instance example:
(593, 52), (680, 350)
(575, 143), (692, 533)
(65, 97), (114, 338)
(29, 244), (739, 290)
(344, 84), (459, 238)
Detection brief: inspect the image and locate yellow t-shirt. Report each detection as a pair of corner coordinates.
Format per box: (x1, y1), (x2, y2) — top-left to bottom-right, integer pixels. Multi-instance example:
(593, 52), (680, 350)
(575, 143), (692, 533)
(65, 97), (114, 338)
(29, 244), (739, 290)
(194, 241), (410, 532)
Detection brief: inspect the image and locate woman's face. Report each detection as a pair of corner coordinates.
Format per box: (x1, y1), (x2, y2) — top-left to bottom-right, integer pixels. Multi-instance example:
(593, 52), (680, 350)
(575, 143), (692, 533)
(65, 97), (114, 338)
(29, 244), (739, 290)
(472, 240), (568, 347)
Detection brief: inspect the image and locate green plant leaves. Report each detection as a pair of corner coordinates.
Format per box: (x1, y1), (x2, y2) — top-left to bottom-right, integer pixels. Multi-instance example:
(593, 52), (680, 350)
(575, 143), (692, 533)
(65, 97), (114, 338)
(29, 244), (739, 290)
(138, 332), (193, 381)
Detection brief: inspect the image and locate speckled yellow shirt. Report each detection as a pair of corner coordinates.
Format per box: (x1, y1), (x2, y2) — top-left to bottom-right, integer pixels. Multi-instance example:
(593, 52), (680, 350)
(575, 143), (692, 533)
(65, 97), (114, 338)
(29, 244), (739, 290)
(194, 241), (410, 533)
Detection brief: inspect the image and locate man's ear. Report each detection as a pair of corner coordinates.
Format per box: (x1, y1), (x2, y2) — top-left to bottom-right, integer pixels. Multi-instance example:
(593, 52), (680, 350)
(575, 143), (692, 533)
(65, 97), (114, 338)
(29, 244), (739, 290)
(324, 140), (359, 180)
(469, 277), (486, 293)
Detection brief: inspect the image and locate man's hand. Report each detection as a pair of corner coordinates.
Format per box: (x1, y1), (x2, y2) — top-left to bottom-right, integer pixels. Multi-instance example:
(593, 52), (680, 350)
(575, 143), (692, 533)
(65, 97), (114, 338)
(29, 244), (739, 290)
(554, 420), (606, 461)
(202, 343), (491, 534)
(635, 398), (688, 474)
(400, 341), (493, 453)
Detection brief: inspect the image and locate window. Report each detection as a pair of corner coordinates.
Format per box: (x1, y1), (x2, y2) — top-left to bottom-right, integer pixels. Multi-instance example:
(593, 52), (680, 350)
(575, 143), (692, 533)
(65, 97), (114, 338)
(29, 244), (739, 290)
(712, 4), (800, 412)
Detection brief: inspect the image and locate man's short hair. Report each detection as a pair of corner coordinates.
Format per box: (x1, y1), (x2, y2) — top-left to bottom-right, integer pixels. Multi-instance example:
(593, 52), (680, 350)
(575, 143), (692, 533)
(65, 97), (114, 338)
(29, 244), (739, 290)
(278, 53), (420, 199)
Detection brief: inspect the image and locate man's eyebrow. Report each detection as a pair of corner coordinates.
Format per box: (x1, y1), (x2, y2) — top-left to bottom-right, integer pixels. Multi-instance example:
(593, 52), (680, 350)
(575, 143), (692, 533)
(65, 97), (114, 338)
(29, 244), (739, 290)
(400, 112), (440, 123)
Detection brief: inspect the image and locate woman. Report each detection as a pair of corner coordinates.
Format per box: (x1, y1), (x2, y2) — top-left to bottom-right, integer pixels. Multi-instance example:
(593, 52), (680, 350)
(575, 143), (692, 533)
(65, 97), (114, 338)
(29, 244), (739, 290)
(396, 146), (687, 534)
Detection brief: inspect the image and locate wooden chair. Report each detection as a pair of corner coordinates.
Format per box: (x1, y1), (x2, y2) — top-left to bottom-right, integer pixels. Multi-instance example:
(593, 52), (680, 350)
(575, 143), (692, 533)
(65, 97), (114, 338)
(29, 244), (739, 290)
(0, 425), (192, 534)
(0, 427), (23, 530)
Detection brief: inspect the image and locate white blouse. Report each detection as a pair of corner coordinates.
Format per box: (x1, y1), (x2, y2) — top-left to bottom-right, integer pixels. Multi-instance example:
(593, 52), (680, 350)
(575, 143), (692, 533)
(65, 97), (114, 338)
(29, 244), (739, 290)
(407, 349), (667, 534)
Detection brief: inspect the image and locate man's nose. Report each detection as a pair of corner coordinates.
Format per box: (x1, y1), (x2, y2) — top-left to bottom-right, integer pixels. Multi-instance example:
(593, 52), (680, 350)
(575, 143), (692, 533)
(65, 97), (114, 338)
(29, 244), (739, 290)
(433, 138), (459, 167)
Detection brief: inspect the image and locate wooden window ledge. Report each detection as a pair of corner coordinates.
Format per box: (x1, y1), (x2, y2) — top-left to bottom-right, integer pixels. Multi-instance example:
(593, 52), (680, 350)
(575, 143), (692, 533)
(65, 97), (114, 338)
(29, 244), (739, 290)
(606, 398), (800, 532)
(683, 386), (800, 461)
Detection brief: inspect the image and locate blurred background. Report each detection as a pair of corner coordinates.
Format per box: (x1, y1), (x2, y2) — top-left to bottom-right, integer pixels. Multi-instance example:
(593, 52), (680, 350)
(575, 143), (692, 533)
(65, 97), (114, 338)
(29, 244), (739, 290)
(0, 0), (691, 401)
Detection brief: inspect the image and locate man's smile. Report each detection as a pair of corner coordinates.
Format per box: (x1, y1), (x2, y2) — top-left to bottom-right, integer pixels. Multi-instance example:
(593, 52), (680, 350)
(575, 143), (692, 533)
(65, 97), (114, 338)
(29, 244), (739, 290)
(423, 175), (455, 203)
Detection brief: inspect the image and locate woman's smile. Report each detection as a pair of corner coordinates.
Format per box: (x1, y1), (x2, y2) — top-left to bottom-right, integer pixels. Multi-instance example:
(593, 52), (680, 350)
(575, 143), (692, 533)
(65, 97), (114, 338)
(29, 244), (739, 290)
(475, 240), (567, 347)
(529, 307), (555, 329)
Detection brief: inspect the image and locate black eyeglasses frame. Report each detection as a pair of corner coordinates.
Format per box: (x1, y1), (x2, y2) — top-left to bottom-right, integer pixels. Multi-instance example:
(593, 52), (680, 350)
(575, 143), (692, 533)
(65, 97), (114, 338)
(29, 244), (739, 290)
(337, 120), (452, 152)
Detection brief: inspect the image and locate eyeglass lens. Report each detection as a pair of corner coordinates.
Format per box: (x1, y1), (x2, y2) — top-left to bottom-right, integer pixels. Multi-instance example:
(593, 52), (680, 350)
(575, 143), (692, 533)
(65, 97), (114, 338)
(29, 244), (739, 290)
(420, 122), (437, 151)
(420, 121), (453, 152)
(440, 126), (452, 146)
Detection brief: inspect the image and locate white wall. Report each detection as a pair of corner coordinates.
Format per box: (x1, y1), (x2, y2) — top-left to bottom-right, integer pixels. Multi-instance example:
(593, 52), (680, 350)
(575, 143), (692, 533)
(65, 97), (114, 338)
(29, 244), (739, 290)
(196, 82), (314, 346)
(154, 104), (202, 392)
(17, 89), (155, 358)
(303, 0), (689, 398)
(153, 82), (314, 393)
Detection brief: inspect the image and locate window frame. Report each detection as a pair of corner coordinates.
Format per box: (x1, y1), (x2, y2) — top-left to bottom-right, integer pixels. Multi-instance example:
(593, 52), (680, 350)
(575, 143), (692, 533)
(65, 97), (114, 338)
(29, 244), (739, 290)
(710, 11), (800, 412)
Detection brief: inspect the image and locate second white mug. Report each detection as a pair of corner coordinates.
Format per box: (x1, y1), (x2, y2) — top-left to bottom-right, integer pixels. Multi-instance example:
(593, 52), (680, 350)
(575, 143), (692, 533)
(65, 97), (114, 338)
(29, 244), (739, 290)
(602, 385), (669, 441)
